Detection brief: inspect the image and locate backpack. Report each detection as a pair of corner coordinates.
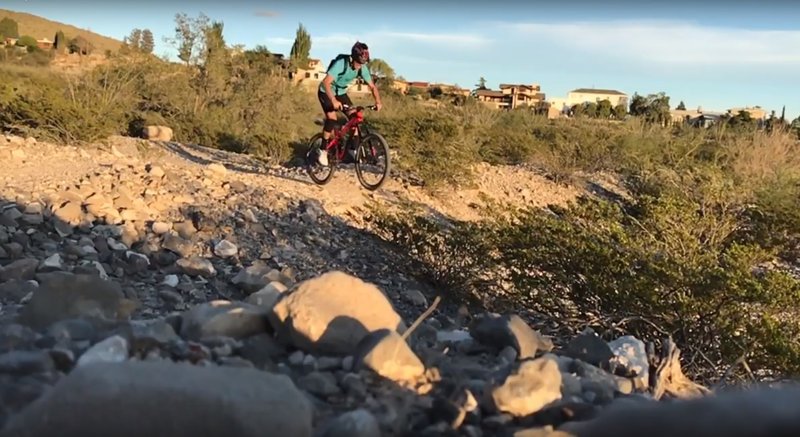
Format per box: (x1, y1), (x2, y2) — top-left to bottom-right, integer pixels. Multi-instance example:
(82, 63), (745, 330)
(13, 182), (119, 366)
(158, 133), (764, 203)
(327, 53), (365, 80)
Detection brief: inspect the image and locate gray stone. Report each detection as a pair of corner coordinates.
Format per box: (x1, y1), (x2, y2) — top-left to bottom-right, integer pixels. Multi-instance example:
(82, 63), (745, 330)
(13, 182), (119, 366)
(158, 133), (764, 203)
(245, 281), (287, 310)
(608, 335), (649, 388)
(297, 371), (340, 397)
(0, 350), (54, 375)
(17, 272), (137, 330)
(565, 329), (614, 367)
(1, 360), (313, 437)
(355, 329), (425, 382)
(490, 357), (562, 417)
(213, 239), (238, 258)
(180, 300), (269, 341)
(77, 335), (129, 367)
(320, 409), (381, 437)
(176, 256), (216, 277)
(231, 260), (289, 293)
(469, 313), (553, 360)
(0, 258), (40, 282)
(38, 253), (65, 273)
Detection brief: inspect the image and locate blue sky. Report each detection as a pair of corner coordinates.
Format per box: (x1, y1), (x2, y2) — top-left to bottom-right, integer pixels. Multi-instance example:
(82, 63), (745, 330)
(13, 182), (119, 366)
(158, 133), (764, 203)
(4, 0), (800, 119)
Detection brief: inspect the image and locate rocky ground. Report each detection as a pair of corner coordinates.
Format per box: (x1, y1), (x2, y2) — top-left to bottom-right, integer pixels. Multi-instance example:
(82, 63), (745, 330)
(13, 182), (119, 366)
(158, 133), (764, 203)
(0, 133), (796, 437)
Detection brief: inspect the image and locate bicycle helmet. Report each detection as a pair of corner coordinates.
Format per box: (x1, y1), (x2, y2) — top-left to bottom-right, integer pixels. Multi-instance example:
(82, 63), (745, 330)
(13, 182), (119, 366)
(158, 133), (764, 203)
(351, 41), (370, 64)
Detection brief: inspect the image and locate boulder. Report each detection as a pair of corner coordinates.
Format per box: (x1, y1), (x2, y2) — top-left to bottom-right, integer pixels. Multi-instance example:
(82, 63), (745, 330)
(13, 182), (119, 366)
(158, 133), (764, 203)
(269, 271), (404, 355)
(142, 125), (173, 142)
(17, 272), (138, 330)
(1, 360), (313, 437)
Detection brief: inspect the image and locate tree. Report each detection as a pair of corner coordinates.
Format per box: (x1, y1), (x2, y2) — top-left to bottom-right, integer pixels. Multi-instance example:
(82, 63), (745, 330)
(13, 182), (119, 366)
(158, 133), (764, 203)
(368, 58), (395, 81)
(195, 20), (230, 108)
(54, 30), (68, 53)
(69, 36), (93, 55)
(676, 100), (686, 110)
(125, 28), (143, 50)
(629, 92), (670, 125)
(289, 23), (311, 67)
(597, 99), (613, 119)
(612, 103), (627, 119)
(476, 77), (487, 90)
(0, 18), (19, 39)
(15, 35), (38, 53)
(166, 12), (209, 65)
(629, 93), (648, 116)
(141, 29), (155, 54)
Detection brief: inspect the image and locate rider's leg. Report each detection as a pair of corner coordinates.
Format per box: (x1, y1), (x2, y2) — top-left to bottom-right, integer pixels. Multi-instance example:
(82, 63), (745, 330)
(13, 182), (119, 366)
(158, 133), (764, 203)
(317, 91), (338, 166)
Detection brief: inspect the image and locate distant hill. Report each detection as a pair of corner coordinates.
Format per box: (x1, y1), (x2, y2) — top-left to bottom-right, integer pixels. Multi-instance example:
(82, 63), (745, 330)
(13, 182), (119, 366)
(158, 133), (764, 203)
(0, 8), (123, 53)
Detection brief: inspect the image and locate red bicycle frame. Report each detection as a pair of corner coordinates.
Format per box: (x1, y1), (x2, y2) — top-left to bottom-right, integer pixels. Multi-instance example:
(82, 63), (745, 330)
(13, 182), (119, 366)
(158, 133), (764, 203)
(323, 106), (370, 161)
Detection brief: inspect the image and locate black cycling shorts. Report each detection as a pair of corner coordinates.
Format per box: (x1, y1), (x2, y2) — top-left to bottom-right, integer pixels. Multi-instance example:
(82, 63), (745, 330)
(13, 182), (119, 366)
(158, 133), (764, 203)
(318, 91), (353, 113)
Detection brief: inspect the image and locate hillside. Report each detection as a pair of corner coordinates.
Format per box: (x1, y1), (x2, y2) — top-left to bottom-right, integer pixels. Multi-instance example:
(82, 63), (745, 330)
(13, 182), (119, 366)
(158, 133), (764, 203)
(0, 133), (750, 436)
(0, 8), (123, 53)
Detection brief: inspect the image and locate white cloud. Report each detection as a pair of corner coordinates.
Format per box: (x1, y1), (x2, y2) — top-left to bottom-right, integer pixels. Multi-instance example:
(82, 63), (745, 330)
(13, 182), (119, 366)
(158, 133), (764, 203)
(502, 19), (800, 66)
(266, 30), (490, 51)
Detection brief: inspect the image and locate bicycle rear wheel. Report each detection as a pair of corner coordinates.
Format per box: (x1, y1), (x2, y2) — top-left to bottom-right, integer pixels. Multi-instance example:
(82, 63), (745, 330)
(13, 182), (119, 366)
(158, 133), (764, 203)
(355, 133), (391, 191)
(305, 133), (336, 185)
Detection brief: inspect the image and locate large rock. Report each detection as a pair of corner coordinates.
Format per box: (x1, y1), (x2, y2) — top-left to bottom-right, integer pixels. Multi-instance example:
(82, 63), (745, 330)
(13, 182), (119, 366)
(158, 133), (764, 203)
(142, 125), (173, 142)
(490, 357), (562, 417)
(1, 360), (313, 437)
(469, 313), (553, 360)
(269, 271), (404, 355)
(17, 272), (138, 330)
(560, 385), (800, 437)
(0, 258), (40, 282)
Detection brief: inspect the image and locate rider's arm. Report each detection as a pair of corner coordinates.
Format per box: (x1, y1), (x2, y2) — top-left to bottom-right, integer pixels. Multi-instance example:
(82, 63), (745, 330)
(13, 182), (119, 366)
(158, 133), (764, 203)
(322, 74), (337, 103)
(361, 67), (382, 108)
(323, 57), (346, 103)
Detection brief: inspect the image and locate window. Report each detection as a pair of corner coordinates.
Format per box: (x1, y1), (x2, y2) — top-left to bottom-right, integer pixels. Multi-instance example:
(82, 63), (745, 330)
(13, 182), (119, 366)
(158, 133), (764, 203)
(305, 72), (311, 78)
(314, 73), (319, 79)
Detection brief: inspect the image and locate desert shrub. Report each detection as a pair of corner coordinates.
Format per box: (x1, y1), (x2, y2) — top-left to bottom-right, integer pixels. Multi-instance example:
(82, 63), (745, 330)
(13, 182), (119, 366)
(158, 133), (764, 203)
(0, 62), (139, 142)
(370, 103), (484, 189)
(370, 190), (800, 378)
(479, 109), (545, 165)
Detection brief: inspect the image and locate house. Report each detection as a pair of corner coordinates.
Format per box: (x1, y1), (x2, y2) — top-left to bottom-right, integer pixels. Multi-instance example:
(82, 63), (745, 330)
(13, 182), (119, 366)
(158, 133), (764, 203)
(36, 38), (54, 50)
(566, 88), (629, 108)
(288, 58), (327, 92)
(390, 80), (409, 94)
(498, 84), (546, 108)
(347, 78), (373, 97)
(726, 106), (767, 120)
(670, 108), (704, 125)
(474, 89), (511, 109)
(3, 37), (18, 46)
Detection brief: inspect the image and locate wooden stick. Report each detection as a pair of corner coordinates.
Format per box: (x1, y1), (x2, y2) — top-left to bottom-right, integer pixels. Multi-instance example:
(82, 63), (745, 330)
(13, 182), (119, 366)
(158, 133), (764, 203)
(402, 295), (442, 341)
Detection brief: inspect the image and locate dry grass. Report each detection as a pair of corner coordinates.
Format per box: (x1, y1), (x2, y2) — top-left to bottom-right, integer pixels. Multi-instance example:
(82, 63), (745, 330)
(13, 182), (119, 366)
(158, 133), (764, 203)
(729, 129), (800, 188)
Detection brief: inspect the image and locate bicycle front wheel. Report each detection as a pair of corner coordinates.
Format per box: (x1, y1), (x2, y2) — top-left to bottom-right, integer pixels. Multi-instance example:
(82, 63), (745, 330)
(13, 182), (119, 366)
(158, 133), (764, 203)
(355, 133), (391, 191)
(305, 133), (336, 185)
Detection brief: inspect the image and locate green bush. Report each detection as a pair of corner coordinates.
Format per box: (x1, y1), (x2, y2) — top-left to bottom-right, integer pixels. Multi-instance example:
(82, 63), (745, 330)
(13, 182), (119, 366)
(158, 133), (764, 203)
(370, 190), (800, 378)
(0, 63), (137, 142)
(370, 103), (484, 189)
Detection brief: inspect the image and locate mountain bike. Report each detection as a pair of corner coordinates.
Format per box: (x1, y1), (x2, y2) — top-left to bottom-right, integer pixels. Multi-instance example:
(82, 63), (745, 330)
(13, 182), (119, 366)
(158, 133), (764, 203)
(304, 104), (391, 191)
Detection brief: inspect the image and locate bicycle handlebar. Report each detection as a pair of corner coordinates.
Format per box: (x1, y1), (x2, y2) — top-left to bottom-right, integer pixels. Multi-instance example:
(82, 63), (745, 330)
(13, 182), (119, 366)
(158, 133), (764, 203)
(341, 104), (378, 112)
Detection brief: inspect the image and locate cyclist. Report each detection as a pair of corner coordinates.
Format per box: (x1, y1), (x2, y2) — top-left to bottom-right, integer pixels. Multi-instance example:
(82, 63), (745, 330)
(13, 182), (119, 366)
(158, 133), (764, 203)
(316, 41), (383, 166)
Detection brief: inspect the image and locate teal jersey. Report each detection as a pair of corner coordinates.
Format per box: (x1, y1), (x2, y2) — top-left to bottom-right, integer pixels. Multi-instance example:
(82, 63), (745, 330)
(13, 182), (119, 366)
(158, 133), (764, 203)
(319, 55), (373, 96)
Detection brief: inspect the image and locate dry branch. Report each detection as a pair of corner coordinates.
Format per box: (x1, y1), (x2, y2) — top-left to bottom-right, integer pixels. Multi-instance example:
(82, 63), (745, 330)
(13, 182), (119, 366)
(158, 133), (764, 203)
(649, 337), (712, 400)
